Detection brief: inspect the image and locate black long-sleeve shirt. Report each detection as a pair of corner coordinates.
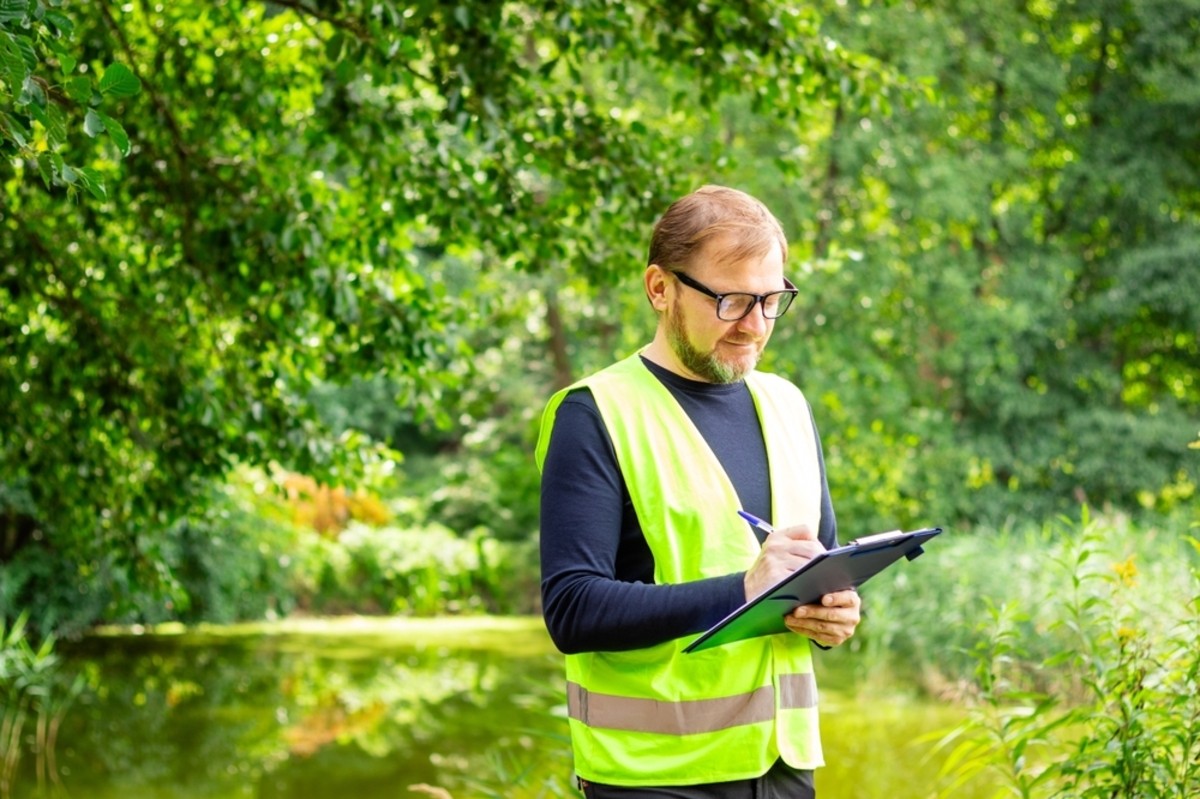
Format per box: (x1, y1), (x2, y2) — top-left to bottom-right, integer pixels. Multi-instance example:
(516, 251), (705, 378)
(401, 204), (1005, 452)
(539, 357), (837, 655)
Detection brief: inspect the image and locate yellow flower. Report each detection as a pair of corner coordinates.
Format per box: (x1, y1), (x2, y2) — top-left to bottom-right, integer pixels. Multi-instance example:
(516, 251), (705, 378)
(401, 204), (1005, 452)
(1110, 556), (1138, 587)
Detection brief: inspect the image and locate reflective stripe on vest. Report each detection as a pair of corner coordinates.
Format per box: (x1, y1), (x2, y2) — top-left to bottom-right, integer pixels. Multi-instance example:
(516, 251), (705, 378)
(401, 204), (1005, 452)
(567, 673), (818, 735)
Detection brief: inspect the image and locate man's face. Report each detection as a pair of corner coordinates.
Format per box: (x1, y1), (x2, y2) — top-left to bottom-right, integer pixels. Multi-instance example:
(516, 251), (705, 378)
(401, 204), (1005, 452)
(663, 237), (786, 384)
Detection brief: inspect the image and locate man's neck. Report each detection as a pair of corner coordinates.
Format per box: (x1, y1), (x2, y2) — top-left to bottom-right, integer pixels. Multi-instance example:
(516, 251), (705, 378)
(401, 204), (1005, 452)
(641, 333), (707, 383)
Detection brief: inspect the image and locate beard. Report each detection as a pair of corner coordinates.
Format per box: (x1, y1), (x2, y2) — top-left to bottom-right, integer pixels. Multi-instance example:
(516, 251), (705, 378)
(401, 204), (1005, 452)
(666, 299), (761, 384)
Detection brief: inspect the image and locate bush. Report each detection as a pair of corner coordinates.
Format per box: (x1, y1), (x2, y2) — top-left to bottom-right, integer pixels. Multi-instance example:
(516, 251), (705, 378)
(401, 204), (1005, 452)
(293, 521), (539, 616)
(163, 478), (304, 624)
(154, 468), (543, 623)
(927, 510), (1200, 797)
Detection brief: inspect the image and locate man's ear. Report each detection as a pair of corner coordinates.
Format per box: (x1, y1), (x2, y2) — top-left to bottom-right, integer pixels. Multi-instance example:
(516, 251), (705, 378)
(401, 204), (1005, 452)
(644, 264), (671, 312)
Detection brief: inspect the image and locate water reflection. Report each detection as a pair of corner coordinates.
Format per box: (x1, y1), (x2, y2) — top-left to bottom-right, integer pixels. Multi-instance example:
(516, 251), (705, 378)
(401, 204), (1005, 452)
(20, 619), (980, 799)
(35, 619), (571, 799)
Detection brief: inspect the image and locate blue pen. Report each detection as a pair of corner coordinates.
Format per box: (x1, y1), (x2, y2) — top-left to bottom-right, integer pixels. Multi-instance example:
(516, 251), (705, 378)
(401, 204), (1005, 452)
(737, 510), (775, 536)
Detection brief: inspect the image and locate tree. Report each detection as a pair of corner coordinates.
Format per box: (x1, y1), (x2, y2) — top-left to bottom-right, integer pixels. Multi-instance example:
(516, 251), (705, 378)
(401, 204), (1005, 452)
(1, 0), (891, 633)
(765, 0), (1200, 528)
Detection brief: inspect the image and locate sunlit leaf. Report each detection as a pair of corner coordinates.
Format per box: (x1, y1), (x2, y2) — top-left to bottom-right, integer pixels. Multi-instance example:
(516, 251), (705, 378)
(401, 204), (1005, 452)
(98, 110), (130, 156)
(98, 61), (140, 98)
(83, 107), (104, 137)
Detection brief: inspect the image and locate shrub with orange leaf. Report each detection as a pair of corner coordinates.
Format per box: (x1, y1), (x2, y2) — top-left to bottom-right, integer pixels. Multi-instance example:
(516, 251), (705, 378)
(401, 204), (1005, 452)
(280, 472), (390, 536)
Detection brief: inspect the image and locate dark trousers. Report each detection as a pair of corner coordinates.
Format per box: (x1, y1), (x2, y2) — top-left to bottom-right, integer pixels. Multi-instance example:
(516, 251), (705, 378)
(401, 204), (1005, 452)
(580, 759), (815, 799)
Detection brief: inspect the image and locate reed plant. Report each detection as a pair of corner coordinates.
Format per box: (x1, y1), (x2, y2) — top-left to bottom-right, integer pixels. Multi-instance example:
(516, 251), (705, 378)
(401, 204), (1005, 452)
(0, 614), (82, 799)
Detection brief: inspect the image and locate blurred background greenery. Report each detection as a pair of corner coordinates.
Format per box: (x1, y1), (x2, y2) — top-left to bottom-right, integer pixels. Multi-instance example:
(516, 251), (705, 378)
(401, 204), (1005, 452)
(2, 0), (1198, 796)
(3, 0), (1196, 639)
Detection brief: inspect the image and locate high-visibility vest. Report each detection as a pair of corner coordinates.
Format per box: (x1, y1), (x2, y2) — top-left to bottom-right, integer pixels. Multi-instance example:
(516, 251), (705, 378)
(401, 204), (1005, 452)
(535, 352), (825, 785)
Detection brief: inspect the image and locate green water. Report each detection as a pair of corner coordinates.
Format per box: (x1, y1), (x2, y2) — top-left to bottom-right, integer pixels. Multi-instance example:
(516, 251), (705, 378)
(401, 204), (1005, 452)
(16, 617), (984, 798)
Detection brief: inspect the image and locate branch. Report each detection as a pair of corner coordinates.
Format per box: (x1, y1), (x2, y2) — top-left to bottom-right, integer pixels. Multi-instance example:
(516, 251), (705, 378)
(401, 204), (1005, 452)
(24, 227), (159, 452)
(813, 95), (844, 261)
(99, 0), (192, 165)
(1088, 17), (1110, 117)
(263, 0), (373, 42)
(261, 1), (438, 87)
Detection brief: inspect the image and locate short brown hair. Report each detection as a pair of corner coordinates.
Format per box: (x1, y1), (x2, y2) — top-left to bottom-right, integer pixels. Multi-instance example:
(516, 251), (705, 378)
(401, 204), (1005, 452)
(647, 185), (788, 273)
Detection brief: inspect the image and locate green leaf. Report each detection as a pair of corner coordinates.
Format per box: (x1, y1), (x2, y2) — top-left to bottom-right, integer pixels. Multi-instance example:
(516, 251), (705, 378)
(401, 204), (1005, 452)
(0, 110), (29, 146)
(28, 98), (65, 145)
(0, 0), (28, 25)
(98, 111), (130, 157)
(0, 30), (29, 91)
(1043, 650), (1078, 668)
(46, 34), (75, 73)
(83, 107), (104, 137)
(76, 166), (107, 199)
(43, 9), (73, 34)
(324, 31), (344, 61)
(19, 74), (46, 107)
(98, 62), (141, 98)
(64, 75), (90, 102)
(11, 25), (35, 67)
(36, 150), (53, 187)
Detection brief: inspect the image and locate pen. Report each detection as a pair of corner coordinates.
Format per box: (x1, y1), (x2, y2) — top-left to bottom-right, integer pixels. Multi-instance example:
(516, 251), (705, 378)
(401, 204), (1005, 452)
(737, 510), (775, 536)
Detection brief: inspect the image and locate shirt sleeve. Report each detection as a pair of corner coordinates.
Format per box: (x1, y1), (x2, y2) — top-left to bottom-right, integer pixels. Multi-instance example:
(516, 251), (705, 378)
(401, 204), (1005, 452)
(539, 392), (747, 655)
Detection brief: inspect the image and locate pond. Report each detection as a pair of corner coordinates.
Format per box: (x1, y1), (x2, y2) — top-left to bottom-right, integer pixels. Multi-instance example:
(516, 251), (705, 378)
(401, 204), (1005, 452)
(15, 617), (985, 798)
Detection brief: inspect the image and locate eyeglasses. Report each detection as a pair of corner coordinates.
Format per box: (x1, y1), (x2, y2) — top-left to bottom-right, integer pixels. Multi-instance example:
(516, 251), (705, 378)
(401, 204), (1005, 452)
(672, 271), (798, 321)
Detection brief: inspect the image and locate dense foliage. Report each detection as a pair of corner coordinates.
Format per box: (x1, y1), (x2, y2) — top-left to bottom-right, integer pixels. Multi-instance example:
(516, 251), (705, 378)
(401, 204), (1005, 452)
(2, 0), (1198, 637)
(793, 0), (1200, 529)
(1, 0), (890, 632)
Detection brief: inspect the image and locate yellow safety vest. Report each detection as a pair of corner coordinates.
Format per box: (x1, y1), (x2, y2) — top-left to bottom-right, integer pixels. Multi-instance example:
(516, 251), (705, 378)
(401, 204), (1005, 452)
(535, 352), (825, 785)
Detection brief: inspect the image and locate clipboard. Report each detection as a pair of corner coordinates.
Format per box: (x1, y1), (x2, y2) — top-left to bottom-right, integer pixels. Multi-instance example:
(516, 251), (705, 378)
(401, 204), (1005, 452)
(684, 527), (943, 653)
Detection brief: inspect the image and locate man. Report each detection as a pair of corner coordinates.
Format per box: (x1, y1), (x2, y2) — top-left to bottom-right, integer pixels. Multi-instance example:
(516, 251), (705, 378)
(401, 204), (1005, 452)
(536, 185), (861, 798)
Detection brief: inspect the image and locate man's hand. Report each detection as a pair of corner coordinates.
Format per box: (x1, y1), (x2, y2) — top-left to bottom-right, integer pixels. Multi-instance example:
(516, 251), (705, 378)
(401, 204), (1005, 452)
(784, 589), (861, 648)
(743, 524), (825, 601)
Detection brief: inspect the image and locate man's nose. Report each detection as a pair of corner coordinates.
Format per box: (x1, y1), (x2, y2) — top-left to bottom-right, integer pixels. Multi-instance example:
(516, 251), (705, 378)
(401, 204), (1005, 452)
(735, 302), (770, 334)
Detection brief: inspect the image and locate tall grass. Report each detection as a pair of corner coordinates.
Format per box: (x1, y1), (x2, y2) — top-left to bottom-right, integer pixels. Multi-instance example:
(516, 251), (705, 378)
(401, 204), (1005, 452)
(846, 509), (1200, 797)
(848, 509), (1199, 692)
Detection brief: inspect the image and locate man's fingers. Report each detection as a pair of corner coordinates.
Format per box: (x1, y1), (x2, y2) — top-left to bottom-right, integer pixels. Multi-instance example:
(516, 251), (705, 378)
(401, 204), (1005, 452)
(769, 540), (824, 561)
(784, 616), (853, 647)
(762, 527), (824, 561)
(820, 589), (860, 608)
(791, 604), (856, 622)
(743, 526), (827, 601)
(774, 524), (817, 541)
(784, 590), (861, 647)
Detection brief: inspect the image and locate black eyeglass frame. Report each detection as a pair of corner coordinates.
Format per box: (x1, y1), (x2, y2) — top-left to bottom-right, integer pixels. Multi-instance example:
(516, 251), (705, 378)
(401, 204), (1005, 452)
(672, 271), (799, 321)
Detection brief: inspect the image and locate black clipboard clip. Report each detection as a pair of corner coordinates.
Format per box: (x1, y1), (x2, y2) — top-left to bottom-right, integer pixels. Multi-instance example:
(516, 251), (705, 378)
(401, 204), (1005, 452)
(849, 529), (928, 561)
